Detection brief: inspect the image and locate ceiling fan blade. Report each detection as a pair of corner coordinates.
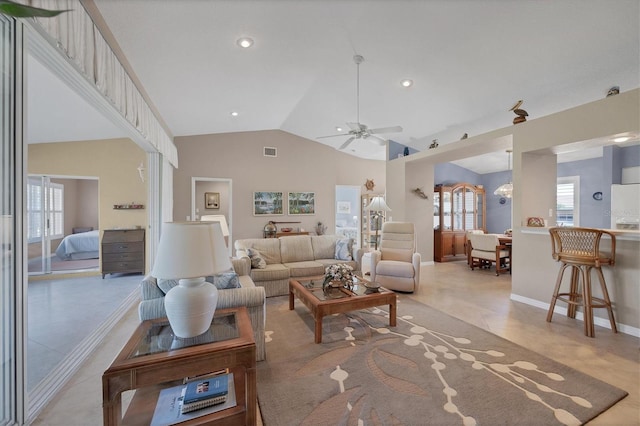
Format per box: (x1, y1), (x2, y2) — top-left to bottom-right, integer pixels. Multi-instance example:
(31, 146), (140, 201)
(368, 125), (403, 134)
(368, 134), (388, 146)
(317, 133), (350, 139)
(338, 137), (356, 150)
(346, 122), (364, 131)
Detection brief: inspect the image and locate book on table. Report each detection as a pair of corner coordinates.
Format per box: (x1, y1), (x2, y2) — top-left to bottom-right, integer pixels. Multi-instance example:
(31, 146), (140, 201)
(181, 373), (229, 413)
(150, 373), (236, 426)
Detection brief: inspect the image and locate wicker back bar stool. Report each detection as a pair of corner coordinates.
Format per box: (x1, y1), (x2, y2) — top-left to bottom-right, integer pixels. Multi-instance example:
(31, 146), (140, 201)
(546, 227), (617, 337)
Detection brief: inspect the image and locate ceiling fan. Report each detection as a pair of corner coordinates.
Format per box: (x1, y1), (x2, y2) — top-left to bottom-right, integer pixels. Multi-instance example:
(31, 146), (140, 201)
(317, 55), (403, 150)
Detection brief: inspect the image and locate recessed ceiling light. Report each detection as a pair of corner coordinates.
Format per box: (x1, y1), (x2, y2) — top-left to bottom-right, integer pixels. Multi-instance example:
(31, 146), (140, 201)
(613, 136), (631, 143)
(236, 37), (254, 48)
(230, 111), (239, 117)
(336, 127), (343, 132)
(400, 79), (413, 88)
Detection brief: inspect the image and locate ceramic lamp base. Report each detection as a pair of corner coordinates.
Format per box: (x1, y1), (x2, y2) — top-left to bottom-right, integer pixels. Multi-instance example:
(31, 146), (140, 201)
(164, 277), (218, 338)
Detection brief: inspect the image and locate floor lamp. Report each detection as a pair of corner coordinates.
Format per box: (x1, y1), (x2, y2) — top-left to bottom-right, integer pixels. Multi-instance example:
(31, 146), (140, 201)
(365, 196), (391, 250)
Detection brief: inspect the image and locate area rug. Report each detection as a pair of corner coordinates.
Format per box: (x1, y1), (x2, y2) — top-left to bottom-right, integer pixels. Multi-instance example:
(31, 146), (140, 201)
(257, 295), (627, 426)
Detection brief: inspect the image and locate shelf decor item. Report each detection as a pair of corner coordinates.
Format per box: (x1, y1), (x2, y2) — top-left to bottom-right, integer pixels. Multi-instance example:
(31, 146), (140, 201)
(152, 222), (232, 338)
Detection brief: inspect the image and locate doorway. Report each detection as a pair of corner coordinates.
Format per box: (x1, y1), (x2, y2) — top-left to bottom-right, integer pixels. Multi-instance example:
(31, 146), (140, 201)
(191, 177), (233, 255)
(335, 185), (361, 249)
(27, 175), (99, 275)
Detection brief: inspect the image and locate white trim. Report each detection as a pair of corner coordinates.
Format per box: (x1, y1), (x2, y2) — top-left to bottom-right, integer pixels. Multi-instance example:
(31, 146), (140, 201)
(510, 293), (640, 338)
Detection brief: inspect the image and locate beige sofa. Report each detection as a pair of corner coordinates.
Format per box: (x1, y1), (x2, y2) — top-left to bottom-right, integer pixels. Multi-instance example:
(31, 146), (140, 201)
(138, 256), (267, 361)
(234, 235), (361, 297)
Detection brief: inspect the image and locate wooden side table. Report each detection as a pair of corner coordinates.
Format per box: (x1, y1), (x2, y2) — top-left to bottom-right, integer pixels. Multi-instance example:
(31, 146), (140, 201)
(102, 307), (256, 425)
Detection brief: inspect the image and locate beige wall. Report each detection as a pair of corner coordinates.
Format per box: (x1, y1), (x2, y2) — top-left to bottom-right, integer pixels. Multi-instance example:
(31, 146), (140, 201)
(174, 130), (386, 241)
(388, 88), (640, 332)
(28, 138), (149, 270)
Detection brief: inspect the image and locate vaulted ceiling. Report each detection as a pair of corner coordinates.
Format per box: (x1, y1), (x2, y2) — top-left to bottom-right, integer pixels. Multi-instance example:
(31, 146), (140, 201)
(28, 0), (640, 173)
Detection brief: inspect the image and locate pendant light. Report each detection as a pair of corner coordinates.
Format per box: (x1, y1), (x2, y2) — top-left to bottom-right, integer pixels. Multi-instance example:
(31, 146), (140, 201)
(494, 149), (513, 198)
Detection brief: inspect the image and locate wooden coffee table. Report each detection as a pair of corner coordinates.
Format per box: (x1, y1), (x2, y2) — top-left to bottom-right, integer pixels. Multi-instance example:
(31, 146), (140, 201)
(289, 276), (397, 343)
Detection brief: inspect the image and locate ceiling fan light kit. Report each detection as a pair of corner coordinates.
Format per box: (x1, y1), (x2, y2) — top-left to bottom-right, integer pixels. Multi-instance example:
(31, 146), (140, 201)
(317, 55), (403, 151)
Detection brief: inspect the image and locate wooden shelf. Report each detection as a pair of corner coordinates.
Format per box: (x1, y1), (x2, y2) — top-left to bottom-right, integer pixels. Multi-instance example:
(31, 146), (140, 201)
(113, 204), (145, 209)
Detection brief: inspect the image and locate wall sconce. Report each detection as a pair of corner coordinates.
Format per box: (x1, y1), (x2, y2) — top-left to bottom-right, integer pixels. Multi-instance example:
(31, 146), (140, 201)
(137, 162), (145, 182)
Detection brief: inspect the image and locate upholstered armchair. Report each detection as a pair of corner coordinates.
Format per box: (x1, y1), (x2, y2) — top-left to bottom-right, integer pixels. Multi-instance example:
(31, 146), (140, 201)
(370, 222), (421, 293)
(468, 233), (511, 276)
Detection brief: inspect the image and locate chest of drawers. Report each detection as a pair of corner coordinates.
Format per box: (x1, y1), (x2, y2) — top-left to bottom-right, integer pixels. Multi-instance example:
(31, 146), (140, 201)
(102, 229), (145, 278)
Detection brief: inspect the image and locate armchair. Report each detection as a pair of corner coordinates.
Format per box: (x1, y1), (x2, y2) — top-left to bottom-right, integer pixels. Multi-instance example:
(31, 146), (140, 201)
(370, 222), (421, 293)
(468, 233), (511, 276)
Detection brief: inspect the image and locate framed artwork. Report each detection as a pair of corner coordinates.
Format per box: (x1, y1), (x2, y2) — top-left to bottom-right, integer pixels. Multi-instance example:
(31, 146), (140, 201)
(253, 192), (284, 216)
(204, 192), (220, 209)
(337, 201), (351, 214)
(288, 192), (315, 215)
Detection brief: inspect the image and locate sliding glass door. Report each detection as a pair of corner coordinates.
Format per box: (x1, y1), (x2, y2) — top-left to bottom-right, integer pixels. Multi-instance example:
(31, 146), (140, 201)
(26, 176), (64, 275)
(1, 13), (25, 426)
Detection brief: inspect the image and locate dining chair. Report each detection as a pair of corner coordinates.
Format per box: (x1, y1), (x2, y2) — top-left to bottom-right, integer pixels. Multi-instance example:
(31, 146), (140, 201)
(468, 233), (511, 276)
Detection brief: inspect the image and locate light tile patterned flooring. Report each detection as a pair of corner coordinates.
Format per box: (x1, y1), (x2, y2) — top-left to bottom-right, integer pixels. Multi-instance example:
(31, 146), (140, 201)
(27, 272), (141, 390)
(32, 262), (639, 425)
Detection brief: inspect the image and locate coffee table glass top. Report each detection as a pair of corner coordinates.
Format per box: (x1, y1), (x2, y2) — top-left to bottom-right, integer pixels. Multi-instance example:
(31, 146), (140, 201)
(131, 311), (239, 358)
(297, 277), (385, 301)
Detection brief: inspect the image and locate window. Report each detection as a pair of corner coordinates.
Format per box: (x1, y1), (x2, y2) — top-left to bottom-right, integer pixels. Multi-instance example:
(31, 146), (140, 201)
(27, 180), (64, 242)
(557, 176), (579, 227)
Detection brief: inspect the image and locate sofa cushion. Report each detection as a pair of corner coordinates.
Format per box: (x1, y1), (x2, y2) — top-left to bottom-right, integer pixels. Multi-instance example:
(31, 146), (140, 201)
(283, 261), (326, 277)
(280, 236), (314, 263)
(310, 235), (338, 260)
(157, 278), (179, 295)
(376, 260), (415, 278)
(207, 272), (241, 290)
(247, 248), (267, 269)
(315, 258), (358, 272)
(250, 263), (290, 282)
(235, 238), (282, 264)
(335, 238), (353, 260)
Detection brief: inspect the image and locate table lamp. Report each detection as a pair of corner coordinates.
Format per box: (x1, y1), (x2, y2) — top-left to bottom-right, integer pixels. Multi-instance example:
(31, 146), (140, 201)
(152, 221), (232, 338)
(365, 196), (391, 250)
(201, 214), (230, 248)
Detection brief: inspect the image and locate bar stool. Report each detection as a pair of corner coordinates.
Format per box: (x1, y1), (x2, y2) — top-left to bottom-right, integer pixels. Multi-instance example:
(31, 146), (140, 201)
(546, 227), (617, 337)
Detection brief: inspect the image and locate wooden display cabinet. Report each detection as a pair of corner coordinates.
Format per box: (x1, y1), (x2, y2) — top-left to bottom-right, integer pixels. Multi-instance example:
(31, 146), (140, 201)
(361, 194), (386, 250)
(433, 183), (485, 262)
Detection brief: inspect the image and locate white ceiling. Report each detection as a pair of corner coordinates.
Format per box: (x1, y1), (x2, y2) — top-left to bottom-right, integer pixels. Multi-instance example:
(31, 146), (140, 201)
(29, 0), (640, 174)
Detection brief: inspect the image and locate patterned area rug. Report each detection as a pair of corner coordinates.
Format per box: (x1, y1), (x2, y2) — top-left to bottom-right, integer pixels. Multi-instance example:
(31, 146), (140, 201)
(257, 295), (627, 426)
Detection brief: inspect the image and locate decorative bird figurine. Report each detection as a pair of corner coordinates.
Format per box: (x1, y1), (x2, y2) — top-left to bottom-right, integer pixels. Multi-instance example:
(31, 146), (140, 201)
(428, 139), (439, 149)
(509, 100), (528, 124)
(460, 133), (468, 140)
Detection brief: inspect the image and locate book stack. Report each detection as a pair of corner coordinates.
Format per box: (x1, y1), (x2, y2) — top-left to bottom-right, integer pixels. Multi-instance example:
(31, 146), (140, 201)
(180, 373), (229, 414)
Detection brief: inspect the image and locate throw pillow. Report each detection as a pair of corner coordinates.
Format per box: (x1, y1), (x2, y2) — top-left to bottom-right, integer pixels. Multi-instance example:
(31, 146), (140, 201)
(334, 238), (353, 261)
(247, 248), (267, 269)
(206, 272), (241, 290)
(157, 278), (179, 295)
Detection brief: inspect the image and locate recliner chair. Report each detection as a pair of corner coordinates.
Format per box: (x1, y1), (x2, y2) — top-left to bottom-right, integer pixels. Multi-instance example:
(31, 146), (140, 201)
(370, 222), (421, 292)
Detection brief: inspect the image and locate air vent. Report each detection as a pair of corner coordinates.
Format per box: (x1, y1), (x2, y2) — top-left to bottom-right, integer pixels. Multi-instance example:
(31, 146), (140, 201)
(264, 147), (277, 157)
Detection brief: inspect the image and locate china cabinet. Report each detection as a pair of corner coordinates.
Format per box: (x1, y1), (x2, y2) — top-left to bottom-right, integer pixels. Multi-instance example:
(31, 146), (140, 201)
(433, 183), (485, 262)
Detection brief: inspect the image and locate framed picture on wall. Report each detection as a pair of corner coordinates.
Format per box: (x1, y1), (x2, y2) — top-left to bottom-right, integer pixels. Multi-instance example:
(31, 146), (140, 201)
(205, 192), (220, 209)
(288, 192), (315, 215)
(253, 192), (284, 215)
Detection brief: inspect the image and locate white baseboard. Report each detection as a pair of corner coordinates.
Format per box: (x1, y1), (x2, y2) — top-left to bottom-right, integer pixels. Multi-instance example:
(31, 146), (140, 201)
(510, 293), (640, 338)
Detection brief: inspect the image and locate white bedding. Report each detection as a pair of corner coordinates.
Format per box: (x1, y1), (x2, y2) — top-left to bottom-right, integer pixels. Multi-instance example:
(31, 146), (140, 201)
(55, 230), (99, 260)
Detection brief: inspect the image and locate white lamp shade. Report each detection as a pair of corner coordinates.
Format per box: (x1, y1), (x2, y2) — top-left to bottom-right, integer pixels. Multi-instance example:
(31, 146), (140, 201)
(366, 196), (392, 212)
(494, 183), (513, 198)
(152, 221), (232, 279)
(200, 215), (229, 237)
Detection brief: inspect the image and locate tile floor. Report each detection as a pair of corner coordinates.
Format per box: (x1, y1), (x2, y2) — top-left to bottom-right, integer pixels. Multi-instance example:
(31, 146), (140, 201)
(27, 272), (141, 390)
(32, 262), (639, 425)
